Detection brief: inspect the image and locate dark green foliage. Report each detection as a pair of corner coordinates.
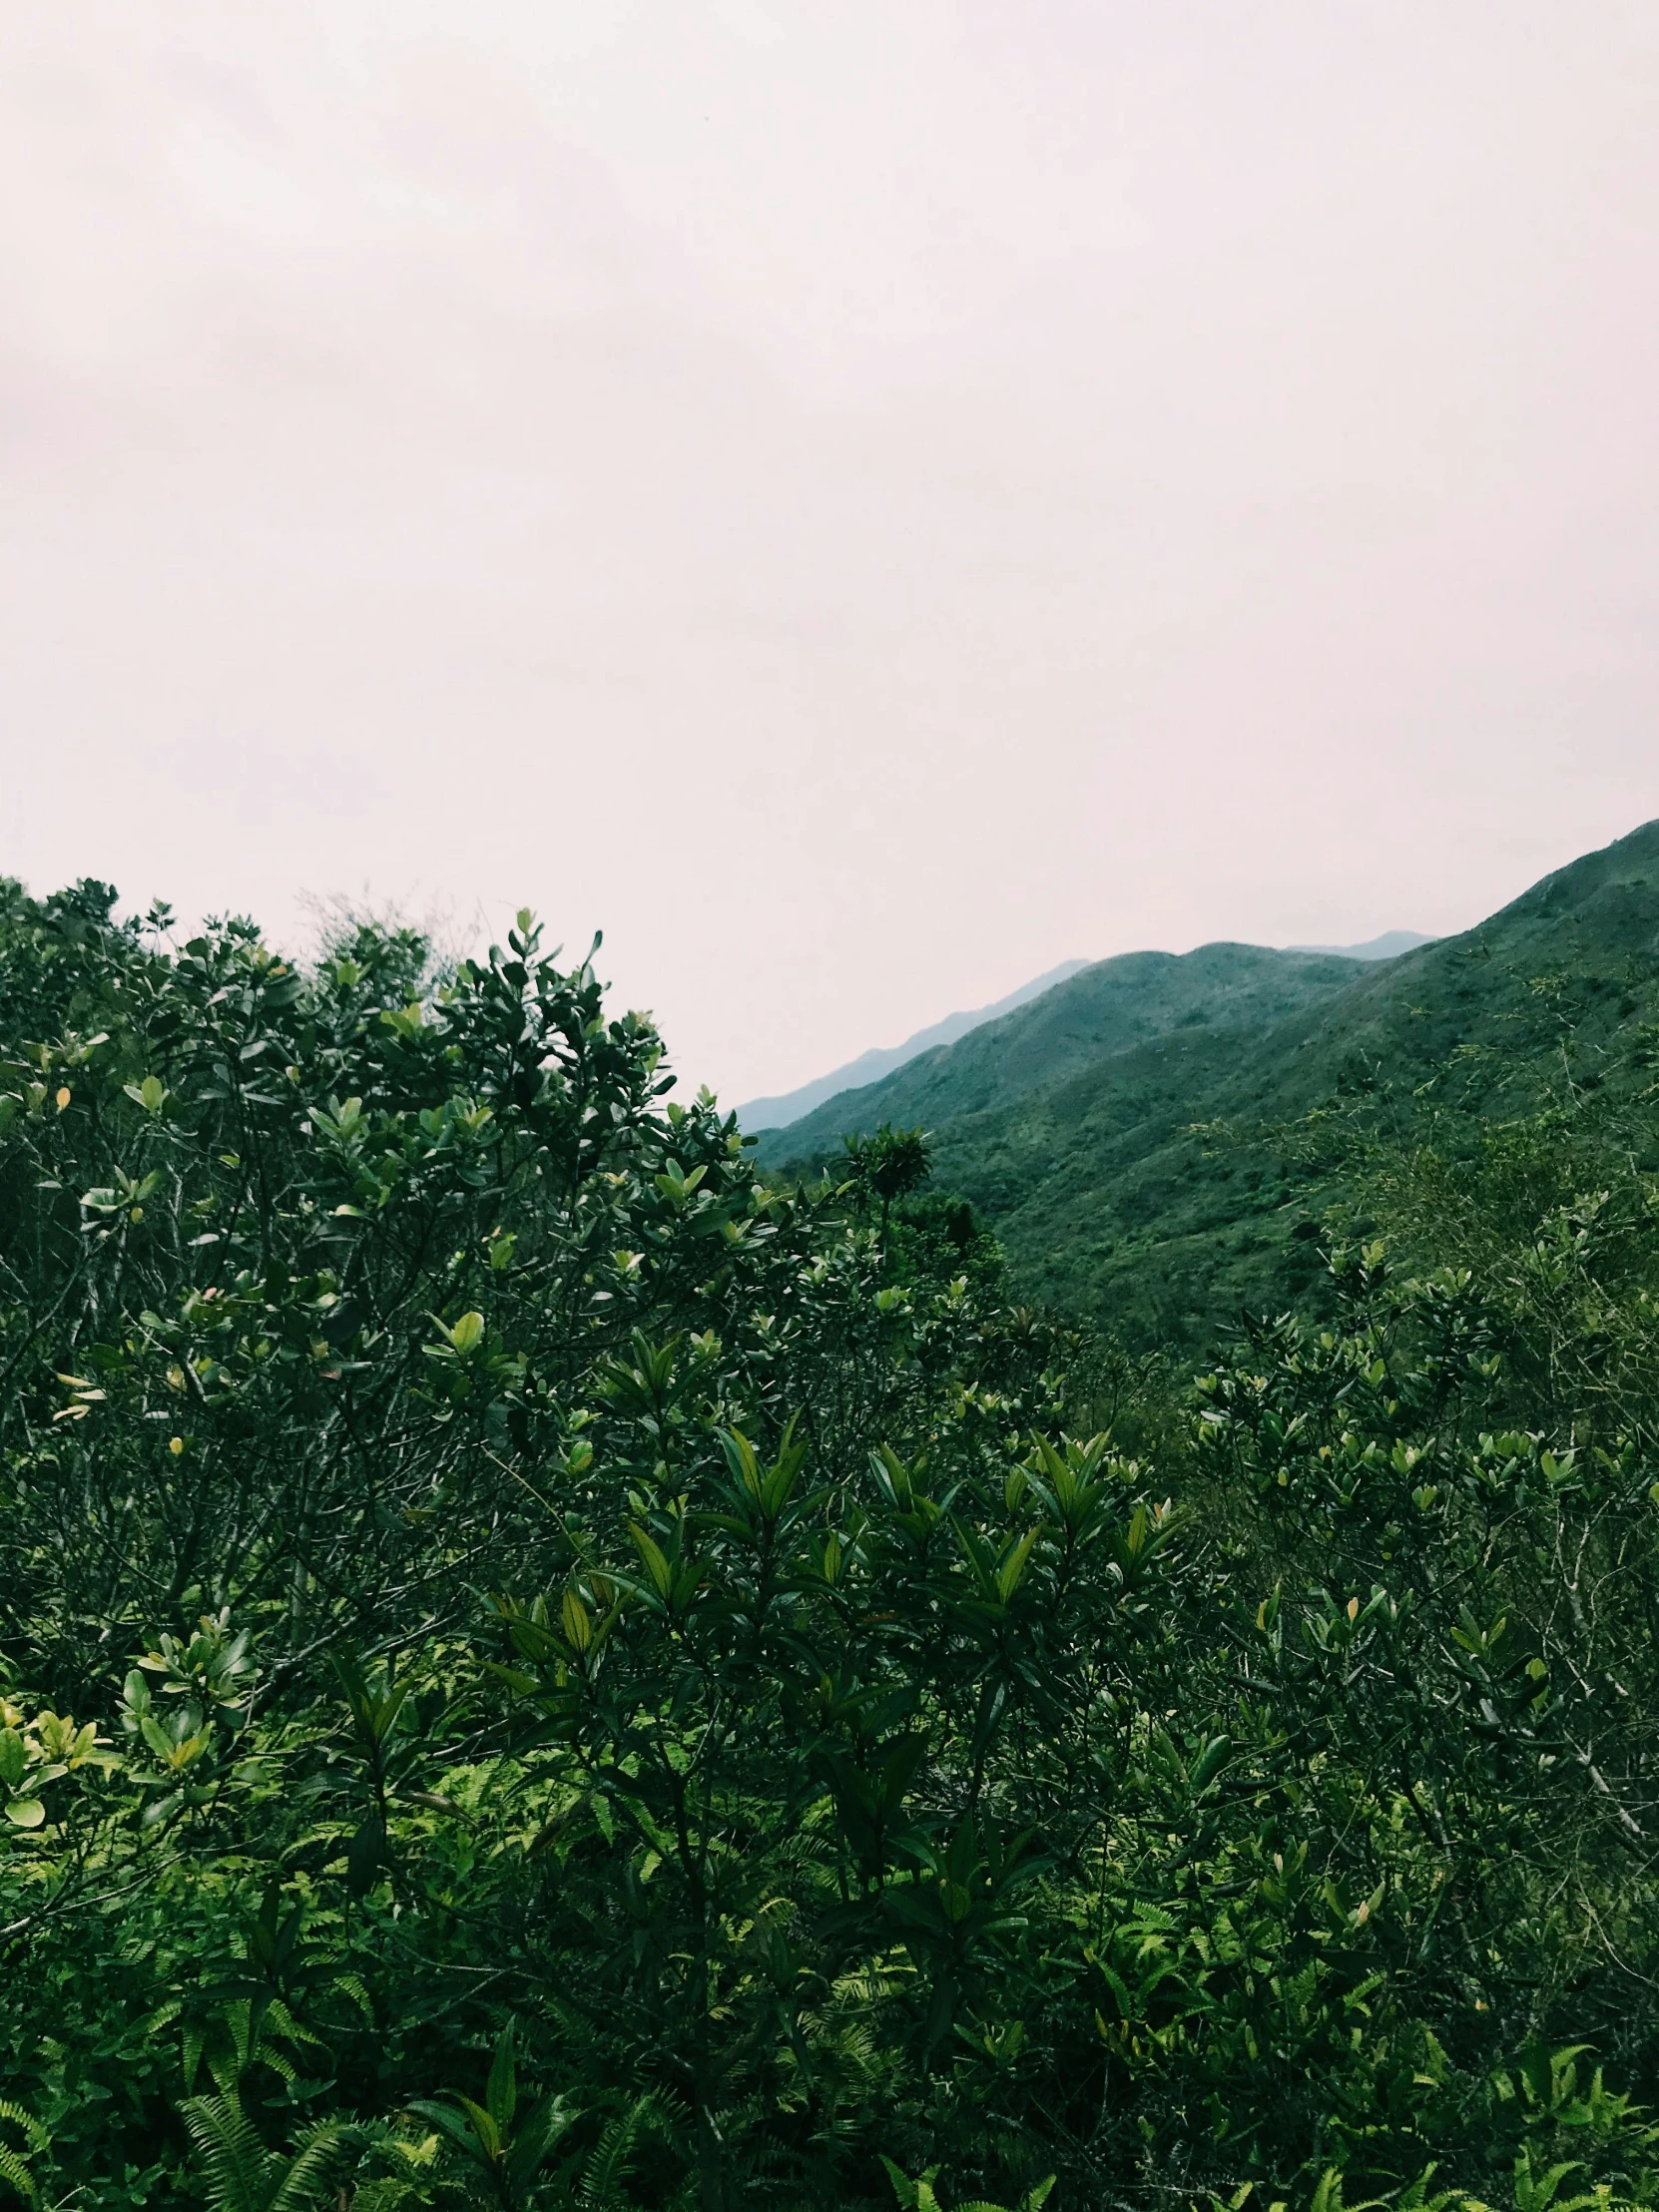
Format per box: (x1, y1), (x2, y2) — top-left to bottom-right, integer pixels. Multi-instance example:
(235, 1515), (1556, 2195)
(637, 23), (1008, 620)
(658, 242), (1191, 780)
(843, 1123), (935, 1238)
(3, 850), (1659, 2212)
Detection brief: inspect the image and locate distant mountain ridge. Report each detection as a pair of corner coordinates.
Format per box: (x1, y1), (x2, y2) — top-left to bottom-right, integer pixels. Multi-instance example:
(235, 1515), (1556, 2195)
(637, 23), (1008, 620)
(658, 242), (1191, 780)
(752, 941), (1367, 1165)
(757, 825), (1659, 1346)
(737, 933), (1426, 1134)
(735, 958), (1088, 1132)
(1290, 929), (1435, 960)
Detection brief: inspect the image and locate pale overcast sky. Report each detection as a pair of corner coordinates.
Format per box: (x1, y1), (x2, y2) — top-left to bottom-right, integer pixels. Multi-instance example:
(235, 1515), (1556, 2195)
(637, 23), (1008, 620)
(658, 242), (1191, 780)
(3, 2), (1658, 1103)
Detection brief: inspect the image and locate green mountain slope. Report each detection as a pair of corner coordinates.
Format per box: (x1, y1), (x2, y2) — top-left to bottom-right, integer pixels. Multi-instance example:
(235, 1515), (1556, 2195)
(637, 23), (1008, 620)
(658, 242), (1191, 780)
(765, 821), (1659, 1345)
(734, 956), (1089, 1132)
(753, 941), (1368, 1161)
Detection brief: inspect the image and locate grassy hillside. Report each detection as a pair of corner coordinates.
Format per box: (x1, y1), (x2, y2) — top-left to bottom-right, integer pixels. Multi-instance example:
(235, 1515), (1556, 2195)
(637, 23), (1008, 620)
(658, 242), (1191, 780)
(766, 821), (1659, 1345)
(753, 940), (1366, 1160)
(735, 956), (1088, 1132)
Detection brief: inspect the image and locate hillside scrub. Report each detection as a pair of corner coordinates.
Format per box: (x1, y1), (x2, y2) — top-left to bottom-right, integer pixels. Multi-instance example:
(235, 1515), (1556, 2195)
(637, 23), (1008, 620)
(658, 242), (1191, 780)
(3, 877), (1659, 2210)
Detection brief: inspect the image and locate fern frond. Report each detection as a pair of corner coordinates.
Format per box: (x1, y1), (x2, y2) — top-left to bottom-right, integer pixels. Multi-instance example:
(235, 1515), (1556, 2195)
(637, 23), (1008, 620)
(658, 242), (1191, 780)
(182, 2094), (277, 2212)
(335, 1972), (373, 2017)
(581, 2091), (657, 2207)
(265, 1996), (326, 2052)
(182, 2097), (346, 2212)
(267, 2127), (345, 2212)
(0, 2104), (45, 2153)
(0, 2142), (38, 2207)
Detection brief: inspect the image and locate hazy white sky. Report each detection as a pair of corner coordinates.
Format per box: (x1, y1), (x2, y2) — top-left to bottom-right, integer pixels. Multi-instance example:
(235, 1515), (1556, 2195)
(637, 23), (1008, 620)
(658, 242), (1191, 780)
(3, 2), (1657, 1103)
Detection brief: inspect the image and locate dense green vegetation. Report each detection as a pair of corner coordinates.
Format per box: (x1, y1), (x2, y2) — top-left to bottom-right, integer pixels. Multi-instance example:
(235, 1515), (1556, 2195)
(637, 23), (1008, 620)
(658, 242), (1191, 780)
(761, 823), (1659, 1347)
(4, 835), (1659, 2211)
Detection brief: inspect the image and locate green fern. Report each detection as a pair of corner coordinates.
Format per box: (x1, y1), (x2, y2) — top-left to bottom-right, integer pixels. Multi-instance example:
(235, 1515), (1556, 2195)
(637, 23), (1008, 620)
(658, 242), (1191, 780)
(0, 2100), (46, 2206)
(880, 2158), (1055, 2212)
(180, 2093), (345, 2212)
(0, 2149), (36, 2211)
(579, 2093), (659, 2209)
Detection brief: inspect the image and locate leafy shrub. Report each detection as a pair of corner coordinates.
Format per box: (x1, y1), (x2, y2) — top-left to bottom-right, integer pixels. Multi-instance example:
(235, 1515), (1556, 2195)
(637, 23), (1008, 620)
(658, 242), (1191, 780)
(2, 881), (1658, 2210)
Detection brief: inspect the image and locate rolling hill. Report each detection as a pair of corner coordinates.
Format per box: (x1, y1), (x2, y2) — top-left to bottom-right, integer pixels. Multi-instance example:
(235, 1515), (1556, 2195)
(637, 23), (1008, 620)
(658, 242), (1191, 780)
(761, 822), (1659, 1345)
(751, 942), (1372, 1162)
(739, 934), (1428, 1134)
(734, 957), (1088, 1131)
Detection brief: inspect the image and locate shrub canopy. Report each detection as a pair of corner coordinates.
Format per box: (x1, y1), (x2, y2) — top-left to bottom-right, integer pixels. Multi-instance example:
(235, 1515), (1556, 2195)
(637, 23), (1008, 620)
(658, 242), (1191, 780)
(3, 881), (1659, 2211)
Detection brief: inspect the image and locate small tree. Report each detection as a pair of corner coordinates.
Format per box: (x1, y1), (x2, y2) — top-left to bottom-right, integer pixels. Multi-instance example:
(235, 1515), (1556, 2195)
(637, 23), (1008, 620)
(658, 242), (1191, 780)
(845, 1123), (933, 1239)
